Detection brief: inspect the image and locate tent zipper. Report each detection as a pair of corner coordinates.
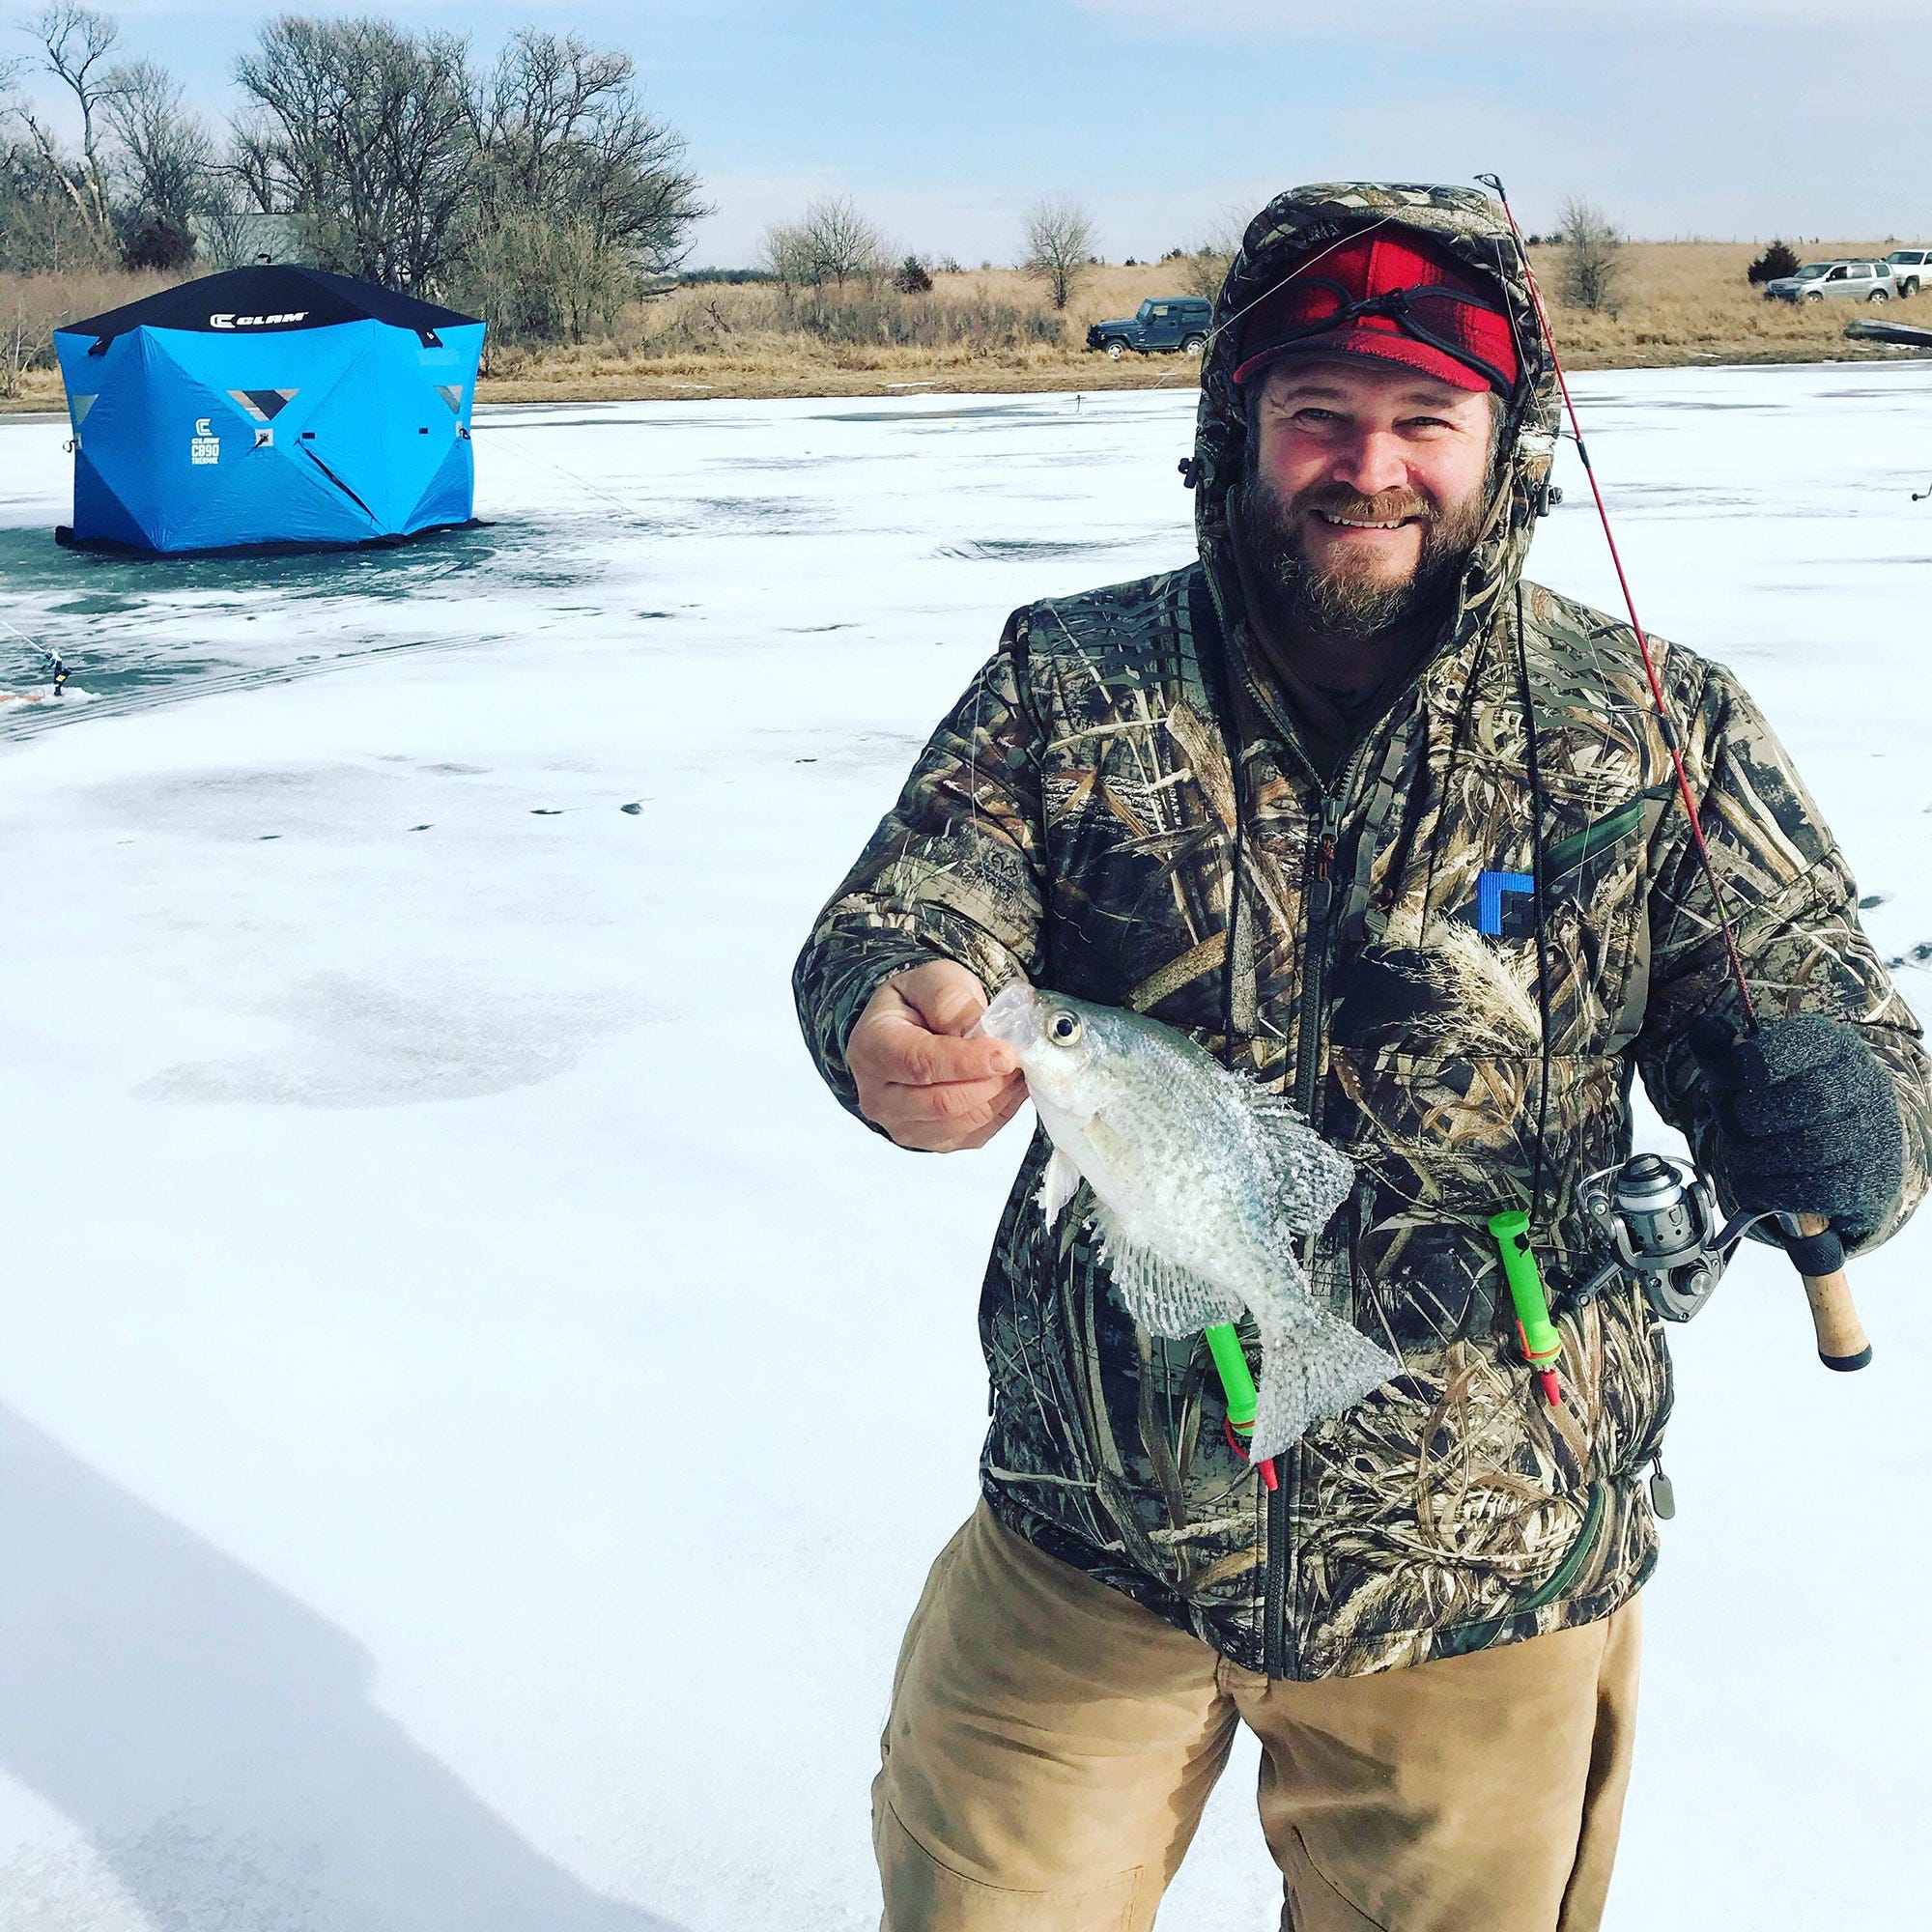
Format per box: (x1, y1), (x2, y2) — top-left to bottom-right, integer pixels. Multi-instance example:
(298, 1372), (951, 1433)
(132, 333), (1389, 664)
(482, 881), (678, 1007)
(298, 444), (379, 525)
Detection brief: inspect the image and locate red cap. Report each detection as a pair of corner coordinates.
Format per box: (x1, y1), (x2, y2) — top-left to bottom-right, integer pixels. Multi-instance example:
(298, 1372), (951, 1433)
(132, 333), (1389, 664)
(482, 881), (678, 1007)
(1233, 230), (1519, 396)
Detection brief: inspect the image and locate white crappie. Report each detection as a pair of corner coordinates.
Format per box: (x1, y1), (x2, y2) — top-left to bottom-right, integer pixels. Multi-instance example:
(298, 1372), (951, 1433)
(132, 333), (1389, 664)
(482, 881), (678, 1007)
(975, 982), (1397, 1459)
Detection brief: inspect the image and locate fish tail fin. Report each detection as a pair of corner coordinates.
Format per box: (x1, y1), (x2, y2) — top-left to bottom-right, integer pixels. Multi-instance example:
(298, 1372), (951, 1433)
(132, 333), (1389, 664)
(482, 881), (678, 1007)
(1248, 1302), (1398, 1463)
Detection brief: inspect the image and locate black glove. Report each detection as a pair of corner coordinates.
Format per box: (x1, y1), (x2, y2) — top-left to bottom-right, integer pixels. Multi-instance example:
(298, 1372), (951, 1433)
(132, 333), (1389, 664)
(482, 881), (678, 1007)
(1689, 1012), (1903, 1247)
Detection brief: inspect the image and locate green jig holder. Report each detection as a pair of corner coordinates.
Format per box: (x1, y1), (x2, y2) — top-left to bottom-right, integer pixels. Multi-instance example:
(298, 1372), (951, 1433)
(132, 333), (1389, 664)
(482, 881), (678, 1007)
(1489, 1209), (1564, 1407)
(1205, 1321), (1278, 1490)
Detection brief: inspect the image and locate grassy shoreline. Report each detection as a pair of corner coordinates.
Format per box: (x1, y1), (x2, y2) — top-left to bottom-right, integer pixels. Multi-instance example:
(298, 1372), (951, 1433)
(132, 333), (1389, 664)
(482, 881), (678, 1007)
(6, 241), (1927, 413)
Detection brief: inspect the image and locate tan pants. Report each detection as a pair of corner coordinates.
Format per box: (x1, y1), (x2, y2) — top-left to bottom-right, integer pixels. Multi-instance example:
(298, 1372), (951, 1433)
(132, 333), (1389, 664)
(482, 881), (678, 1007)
(875, 1505), (1640, 1932)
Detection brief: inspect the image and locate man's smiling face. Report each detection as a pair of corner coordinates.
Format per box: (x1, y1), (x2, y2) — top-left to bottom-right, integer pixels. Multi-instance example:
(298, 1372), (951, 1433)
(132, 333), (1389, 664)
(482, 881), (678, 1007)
(1238, 353), (1498, 644)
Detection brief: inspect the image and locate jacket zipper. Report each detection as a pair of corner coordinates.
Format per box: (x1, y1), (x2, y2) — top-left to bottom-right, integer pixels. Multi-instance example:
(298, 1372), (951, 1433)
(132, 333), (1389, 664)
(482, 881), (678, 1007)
(1294, 791), (1344, 1116)
(1264, 782), (1349, 1678)
(1217, 614), (1461, 1675)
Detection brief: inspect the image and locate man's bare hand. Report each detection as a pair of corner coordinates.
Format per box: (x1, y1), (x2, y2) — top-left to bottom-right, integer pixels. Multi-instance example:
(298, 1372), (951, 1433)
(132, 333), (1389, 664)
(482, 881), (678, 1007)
(848, 960), (1028, 1151)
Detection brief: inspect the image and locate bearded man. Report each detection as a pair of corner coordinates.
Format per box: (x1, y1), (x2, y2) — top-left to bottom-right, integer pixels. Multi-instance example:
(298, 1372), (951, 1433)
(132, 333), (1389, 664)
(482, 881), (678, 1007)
(793, 184), (1930, 1932)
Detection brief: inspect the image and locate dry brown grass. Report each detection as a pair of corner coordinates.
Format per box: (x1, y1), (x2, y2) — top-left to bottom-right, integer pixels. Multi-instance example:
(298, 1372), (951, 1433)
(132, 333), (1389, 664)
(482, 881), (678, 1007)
(469, 269), (1198, 405)
(3, 242), (1926, 415)
(1, 267), (180, 407)
(472, 242), (1932, 405)
(1525, 238), (1918, 368)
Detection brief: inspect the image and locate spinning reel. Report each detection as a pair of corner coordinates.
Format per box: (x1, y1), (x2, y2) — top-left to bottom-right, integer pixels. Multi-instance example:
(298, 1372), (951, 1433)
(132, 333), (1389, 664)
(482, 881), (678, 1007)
(1574, 1152), (1777, 1322)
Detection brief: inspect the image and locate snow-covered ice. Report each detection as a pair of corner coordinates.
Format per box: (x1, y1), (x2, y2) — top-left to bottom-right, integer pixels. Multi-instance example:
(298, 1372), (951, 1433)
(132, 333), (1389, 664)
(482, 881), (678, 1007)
(1, 367), (1928, 1930)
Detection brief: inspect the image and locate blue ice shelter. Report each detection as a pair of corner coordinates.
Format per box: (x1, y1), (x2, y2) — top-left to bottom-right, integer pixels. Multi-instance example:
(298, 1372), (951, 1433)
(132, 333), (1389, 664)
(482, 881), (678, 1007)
(53, 265), (486, 554)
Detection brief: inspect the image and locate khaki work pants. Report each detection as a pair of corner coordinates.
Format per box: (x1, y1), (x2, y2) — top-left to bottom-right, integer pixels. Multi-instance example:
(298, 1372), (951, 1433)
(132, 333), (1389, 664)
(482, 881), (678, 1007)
(875, 1504), (1640, 1932)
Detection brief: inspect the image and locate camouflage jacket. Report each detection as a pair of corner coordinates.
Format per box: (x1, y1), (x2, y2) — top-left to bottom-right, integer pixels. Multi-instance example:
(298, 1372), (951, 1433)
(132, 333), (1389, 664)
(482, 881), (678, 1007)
(793, 184), (1932, 1680)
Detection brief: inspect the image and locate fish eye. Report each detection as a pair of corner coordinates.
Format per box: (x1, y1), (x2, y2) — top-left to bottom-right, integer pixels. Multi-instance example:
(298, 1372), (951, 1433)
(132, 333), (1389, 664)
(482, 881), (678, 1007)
(1046, 1010), (1083, 1046)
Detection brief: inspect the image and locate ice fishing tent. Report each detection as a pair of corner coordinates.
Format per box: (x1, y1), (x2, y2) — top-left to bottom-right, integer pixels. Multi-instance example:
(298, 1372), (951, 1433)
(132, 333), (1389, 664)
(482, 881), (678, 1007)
(53, 266), (485, 554)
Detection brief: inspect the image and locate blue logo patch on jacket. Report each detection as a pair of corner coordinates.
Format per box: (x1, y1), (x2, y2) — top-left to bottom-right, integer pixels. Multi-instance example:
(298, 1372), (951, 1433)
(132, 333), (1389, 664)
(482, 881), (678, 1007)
(1476, 869), (1536, 937)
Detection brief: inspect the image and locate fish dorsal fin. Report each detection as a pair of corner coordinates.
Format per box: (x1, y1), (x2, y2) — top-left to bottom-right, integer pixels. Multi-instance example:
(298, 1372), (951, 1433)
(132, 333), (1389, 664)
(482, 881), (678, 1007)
(1036, 1146), (1082, 1225)
(1091, 1201), (1245, 1336)
(1242, 1088), (1356, 1228)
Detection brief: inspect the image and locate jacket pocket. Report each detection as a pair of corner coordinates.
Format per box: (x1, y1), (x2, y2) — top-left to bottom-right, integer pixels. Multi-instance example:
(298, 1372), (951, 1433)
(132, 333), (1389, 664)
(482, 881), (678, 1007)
(1331, 1046), (1544, 1197)
(1541, 793), (1655, 1053)
(1368, 779), (1656, 1060)
(1589, 1280), (1676, 1478)
(1293, 1338), (1600, 1662)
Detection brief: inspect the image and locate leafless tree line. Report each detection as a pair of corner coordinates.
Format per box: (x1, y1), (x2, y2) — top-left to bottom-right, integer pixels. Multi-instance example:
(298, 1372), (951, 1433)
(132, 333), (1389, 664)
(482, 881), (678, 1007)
(762, 197), (891, 291)
(1175, 199), (1629, 315)
(0, 4), (204, 271)
(0, 5), (706, 346)
(759, 195), (1101, 312)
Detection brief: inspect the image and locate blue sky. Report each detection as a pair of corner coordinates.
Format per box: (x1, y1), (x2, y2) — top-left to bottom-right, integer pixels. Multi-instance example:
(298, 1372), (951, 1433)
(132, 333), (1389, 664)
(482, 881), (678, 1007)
(16, 1), (1932, 266)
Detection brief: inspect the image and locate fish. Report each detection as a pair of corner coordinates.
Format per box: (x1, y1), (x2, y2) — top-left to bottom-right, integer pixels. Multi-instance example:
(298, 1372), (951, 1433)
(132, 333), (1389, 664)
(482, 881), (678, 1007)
(975, 981), (1397, 1460)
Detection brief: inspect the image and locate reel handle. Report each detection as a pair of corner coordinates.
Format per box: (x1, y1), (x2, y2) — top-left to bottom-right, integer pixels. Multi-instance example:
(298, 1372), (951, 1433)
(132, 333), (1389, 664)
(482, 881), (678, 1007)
(1791, 1212), (1872, 1372)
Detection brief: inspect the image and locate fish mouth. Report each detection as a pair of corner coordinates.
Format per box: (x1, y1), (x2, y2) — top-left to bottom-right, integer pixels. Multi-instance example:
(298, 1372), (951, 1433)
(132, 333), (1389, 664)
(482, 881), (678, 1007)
(973, 980), (1043, 1052)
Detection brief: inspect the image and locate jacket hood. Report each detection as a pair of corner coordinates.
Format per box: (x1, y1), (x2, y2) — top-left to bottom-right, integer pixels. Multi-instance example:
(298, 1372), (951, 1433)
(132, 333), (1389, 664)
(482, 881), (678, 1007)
(1191, 182), (1560, 669)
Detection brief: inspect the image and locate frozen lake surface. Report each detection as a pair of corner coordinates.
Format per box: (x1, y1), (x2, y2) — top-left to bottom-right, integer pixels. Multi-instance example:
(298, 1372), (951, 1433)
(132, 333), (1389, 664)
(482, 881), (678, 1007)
(2, 368), (1929, 1929)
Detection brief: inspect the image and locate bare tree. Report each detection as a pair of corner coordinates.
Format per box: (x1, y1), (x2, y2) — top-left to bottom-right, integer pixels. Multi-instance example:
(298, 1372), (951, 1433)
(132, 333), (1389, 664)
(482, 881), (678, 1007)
(6, 3), (123, 260)
(761, 217), (811, 288)
(765, 195), (886, 290)
(102, 59), (211, 269)
(5, 19), (210, 272)
(1, 287), (51, 397)
(193, 190), (260, 269)
(469, 30), (704, 276)
(221, 112), (280, 216)
(1558, 196), (1625, 314)
(450, 27), (704, 341)
(1179, 209), (1243, 299)
(2, 10), (710, 331)
(0, 135), (87, 270)
(455, 203), (638, 353)
(234, 15), (476, 292)
(1179, 249), (1225, 299)
(1022, 199), (1096, 311)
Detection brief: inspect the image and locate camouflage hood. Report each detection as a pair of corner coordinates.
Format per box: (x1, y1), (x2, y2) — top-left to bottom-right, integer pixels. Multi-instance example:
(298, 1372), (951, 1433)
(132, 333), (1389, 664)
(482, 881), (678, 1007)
(1190, 182), (1560, 668)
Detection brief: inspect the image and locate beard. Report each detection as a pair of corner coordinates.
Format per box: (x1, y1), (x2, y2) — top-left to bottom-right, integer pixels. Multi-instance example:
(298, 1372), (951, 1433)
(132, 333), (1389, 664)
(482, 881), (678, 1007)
(1235, 467), (1490, 646)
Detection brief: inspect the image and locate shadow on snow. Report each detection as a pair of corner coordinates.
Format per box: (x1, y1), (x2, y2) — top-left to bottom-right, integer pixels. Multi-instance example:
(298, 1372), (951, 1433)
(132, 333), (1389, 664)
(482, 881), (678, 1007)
(0, 1406), (690, 1932)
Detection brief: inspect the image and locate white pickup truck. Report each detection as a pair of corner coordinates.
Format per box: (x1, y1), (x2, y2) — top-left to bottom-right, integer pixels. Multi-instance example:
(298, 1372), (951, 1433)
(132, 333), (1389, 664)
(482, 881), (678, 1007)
(1885, 249), (1928, 298)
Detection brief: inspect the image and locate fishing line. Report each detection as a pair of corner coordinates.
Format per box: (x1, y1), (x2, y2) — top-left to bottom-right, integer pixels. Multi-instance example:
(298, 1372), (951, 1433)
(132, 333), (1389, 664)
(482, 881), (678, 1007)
(1486, 213), (1647, 747)
(470, 419), (662, 528)
(1478, 172), (1758, 1030)
(1203, 213), (1407, 360)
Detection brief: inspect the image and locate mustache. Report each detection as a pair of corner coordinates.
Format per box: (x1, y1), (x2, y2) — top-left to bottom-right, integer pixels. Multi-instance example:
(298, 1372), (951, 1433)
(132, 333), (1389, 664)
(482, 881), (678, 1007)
(1293, 484), (1435, 524)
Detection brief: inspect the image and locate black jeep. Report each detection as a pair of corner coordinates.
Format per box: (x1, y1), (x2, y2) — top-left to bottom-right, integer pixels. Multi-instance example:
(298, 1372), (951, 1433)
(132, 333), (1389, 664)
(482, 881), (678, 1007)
(1085, 297), (1212, 359)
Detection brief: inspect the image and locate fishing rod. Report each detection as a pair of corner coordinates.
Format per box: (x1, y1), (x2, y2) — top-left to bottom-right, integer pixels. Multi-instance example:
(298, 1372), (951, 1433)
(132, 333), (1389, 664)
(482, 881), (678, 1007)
(1478, 174), (1755, 1028)
(1476, 173), (1870, 1374)
(0, 610), (70, 696)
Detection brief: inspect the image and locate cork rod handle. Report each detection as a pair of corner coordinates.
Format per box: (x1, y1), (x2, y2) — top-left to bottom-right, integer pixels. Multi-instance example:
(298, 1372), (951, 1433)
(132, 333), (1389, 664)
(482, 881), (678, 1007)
(1794, 1212), (1872, 1372)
